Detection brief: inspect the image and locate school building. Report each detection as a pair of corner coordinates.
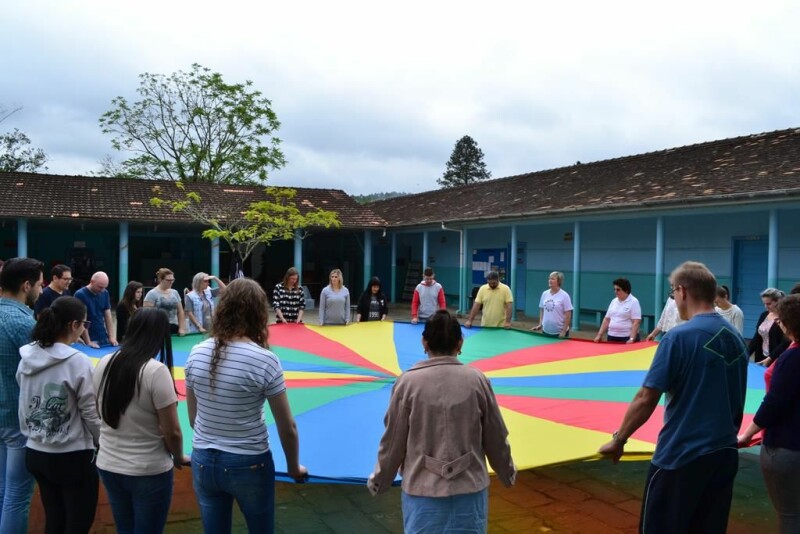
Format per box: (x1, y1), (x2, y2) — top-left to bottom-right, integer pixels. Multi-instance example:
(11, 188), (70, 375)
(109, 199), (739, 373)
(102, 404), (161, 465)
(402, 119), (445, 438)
(3, 126), (800, 336)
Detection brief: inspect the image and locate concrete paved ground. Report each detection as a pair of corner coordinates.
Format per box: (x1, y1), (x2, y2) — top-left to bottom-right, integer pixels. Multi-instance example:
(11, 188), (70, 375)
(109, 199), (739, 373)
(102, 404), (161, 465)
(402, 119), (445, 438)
(28, 302), (774, 531)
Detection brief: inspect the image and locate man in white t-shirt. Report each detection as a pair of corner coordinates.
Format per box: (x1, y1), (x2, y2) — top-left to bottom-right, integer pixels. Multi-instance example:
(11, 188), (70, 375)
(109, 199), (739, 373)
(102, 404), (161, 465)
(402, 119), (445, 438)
(531, 271), (573, 338)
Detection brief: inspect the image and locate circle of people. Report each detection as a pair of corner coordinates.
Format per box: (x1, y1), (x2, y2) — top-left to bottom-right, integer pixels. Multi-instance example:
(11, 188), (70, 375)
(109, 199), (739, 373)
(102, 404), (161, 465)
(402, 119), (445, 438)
(0, 257), (798, 533)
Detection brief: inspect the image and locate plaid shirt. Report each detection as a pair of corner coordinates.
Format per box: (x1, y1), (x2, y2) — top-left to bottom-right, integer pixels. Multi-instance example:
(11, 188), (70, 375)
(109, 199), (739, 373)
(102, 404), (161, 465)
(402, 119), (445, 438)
(0, 297), (35, 428)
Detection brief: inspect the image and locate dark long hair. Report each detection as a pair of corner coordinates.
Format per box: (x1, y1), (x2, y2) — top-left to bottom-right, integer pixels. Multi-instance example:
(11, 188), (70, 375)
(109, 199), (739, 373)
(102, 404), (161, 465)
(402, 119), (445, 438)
(209, 278), (269, 388)
(120, 281), (143, 315)
(98, 307), (174, 429)
(31, 297), (86, 348)
(358, 276), (387, 310)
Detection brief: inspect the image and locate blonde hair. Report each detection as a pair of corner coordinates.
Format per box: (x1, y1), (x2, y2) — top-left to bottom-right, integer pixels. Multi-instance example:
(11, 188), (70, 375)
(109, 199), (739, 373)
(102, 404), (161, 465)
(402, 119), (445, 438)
(329, 269), (344, 290)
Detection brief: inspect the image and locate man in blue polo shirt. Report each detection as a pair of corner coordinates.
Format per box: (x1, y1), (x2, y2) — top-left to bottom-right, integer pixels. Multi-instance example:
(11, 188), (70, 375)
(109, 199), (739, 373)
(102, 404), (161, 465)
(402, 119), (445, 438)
(598, 261), (748, 533)
(0, 257), (43, 532)
(75, 271), (118, 348)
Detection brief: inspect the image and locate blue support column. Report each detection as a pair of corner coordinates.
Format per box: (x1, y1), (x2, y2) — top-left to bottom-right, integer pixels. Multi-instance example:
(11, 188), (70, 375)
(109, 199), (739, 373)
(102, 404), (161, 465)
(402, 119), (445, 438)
(510, 225), (518, 321)
(390, 233), (397, 302)
(363, 230), (373, 288)
(462, 229), (470, 314)
(16, 218), (28, 257)
(655, 216), (665, 325)
(571, 221), (581, 331)
(768, 209), (779, 288)
(294, 231), (303, 285)
(211, 238), (220, 278)
(422, 230), (429, 269)
(119, 222), (129, 300)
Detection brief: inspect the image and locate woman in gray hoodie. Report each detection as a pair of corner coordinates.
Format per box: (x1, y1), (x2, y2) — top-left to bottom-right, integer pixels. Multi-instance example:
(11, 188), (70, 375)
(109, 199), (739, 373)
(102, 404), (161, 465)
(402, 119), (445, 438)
(17, 296), (100, 534)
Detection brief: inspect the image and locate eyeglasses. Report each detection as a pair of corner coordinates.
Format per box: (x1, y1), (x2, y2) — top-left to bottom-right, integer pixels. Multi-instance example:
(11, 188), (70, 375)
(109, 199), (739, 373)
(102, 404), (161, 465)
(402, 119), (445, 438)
(81, 320), (92, 329)
(164, 278), (175, 283)
(61, 277), (73, 282)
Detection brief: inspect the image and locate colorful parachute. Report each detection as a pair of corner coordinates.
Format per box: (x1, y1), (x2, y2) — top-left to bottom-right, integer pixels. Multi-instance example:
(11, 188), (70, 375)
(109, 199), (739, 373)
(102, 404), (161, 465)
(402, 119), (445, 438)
(82, 322), (766, 483)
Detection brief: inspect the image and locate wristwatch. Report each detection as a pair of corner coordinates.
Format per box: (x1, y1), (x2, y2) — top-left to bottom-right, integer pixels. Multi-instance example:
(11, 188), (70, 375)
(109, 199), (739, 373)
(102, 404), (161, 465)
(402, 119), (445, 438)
(612, 431), (627, 445)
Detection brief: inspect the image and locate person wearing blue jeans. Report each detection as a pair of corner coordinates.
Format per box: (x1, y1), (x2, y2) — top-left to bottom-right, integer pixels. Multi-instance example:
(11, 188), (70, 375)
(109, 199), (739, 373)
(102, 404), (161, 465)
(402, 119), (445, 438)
(93, 309), (187, 534)
(192, 449), (276, 532)
(97, 470), (173, 533)
(0, 257), (44, 533)
(186, 279), (307, 534)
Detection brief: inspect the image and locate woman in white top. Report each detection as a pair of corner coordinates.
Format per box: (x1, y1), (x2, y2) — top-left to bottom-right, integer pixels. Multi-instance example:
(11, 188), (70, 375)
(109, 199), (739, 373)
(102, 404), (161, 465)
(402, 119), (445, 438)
(186, 278), (306, 534)
(714, 285), (744, 335)
(143, 267), (186, 336)
(530, 271), (573, 338)
(94, 308), (188, 534)
(18, 297), (101, 533)
(594, 278), (642, 343)
(319, 268), (350, 325)
(645, 296), (685, 341)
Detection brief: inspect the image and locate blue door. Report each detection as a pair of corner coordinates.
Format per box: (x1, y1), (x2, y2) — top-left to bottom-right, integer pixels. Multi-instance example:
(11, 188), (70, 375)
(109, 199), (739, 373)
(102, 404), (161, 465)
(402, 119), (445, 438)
(733, 237), (768, 338)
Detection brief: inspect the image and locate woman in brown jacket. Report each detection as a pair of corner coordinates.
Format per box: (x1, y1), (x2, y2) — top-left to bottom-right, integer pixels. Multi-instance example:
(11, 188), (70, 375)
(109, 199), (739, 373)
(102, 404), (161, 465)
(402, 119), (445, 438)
(368, 310), (516, 533)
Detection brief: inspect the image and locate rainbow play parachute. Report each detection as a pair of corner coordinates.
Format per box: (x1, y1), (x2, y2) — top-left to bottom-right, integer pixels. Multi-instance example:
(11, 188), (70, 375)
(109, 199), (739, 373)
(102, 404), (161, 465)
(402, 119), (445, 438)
(82, 322), (766, 483)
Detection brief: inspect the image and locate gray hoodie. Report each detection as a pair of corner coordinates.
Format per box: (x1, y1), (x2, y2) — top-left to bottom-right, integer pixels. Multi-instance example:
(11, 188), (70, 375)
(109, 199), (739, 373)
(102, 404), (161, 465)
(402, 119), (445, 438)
(16, 342), (100, 453)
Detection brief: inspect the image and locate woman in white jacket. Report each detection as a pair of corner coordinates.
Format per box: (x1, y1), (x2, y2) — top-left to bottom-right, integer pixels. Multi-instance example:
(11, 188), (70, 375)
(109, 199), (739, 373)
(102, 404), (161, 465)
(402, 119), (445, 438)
(17, 296), (101, 533)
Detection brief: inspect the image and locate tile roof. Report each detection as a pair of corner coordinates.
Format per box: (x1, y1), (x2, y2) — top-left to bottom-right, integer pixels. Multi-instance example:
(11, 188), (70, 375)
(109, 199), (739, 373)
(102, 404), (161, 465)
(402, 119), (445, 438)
(0, 173), (386, 229)
(370, 128), (800, 227)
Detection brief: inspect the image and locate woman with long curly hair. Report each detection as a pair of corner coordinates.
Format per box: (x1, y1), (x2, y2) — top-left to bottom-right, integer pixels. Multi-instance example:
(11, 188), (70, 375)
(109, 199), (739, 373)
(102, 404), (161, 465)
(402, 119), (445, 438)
(93, 308), (187, 533)
(185, 278), (306, 534)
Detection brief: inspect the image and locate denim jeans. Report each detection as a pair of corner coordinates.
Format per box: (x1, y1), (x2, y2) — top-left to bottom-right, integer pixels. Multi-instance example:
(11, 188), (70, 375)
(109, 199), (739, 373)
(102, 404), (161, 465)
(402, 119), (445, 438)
(98, 468), (173, 534)
(401, 488), (489, 533)
(761, 445), (800, 534)
(0, 426), (35, 534)
(192, 448), (275, 534)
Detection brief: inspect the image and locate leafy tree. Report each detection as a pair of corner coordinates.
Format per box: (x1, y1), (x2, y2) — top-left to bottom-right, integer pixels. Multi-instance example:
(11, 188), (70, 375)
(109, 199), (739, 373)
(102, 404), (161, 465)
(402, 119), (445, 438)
(0, 106), (48, 173)
(151, 182), (340, 264)
(90, 155), (134, 178)
(438, 135), (491, 188)
(99, 63), (285, 185)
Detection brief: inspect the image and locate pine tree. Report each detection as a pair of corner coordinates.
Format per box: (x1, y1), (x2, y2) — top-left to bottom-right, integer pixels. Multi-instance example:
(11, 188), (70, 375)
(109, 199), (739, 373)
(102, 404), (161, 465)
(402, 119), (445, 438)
(437, 135), (491, 188)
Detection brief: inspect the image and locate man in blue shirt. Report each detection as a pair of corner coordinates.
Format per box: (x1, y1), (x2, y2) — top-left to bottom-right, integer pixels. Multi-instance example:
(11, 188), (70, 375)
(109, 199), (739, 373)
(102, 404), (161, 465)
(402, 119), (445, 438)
(599, 261), (748, 533)
(74, 271), (117, 348)
(33, 263), (72, 318)
(0, 257), (43, 533)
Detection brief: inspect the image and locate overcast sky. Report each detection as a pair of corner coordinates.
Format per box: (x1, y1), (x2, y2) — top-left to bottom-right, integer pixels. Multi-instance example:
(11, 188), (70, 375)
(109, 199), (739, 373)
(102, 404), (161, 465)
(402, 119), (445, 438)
(2, 0), (799, 195)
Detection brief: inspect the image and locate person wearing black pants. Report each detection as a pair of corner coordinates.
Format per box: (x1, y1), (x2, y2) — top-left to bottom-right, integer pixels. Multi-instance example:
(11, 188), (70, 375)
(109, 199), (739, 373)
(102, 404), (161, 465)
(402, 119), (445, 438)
(16, 297), (102, 533)
(25, 449), (99, 533)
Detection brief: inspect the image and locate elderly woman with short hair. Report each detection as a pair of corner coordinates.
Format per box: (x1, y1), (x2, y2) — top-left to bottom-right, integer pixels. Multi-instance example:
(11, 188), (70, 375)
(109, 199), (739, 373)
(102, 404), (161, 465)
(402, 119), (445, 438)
(531, 271), (573, 338)
(594, 278), (642, 343)
(748, 288), (789, 366)
(185, 272), (226, 334)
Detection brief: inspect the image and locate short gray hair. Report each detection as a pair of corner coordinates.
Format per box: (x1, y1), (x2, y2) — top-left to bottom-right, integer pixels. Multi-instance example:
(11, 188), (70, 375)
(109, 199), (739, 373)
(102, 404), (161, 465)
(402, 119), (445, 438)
(549, 271), (564, 286)
(761, 287), (785, 301)
(485, 271), (500, 281)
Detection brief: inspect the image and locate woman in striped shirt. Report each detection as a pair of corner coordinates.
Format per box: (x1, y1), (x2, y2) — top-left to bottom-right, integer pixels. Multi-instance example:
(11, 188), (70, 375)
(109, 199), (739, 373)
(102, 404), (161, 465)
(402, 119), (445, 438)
(186, 278), (307, 534)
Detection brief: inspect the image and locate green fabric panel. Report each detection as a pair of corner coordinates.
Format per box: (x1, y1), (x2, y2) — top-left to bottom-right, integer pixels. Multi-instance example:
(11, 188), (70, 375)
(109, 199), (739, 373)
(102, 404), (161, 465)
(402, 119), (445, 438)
(460, 329), (560, 365)
(277, 347), (385, 376)
(264, 380), (392, 425)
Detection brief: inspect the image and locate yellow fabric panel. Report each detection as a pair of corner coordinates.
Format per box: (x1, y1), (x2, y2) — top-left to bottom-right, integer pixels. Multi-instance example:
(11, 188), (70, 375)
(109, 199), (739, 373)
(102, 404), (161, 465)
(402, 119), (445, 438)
(486, 345), (657, 378)
(306, 322), (402, 376)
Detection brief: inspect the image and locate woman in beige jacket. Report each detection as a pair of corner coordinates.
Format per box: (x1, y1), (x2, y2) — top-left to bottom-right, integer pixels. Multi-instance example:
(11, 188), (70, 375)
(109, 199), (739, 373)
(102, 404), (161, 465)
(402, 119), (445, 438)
(368, 310), (516, 533)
